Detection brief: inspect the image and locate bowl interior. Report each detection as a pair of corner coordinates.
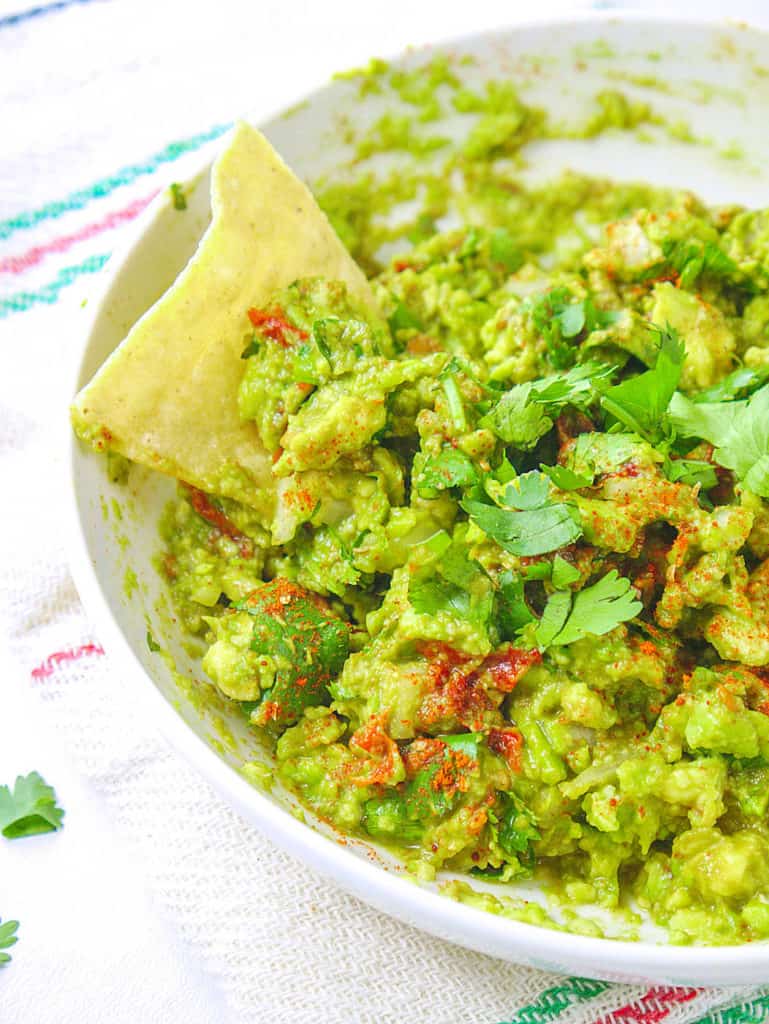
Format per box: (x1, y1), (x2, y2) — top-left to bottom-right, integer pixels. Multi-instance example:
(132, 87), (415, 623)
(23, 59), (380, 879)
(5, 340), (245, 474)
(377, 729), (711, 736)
(70, 14), (769, 983)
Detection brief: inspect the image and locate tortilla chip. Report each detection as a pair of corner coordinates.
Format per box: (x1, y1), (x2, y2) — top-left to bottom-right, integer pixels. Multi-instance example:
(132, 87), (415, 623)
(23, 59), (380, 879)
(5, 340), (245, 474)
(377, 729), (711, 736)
(72, 122), (375, 516)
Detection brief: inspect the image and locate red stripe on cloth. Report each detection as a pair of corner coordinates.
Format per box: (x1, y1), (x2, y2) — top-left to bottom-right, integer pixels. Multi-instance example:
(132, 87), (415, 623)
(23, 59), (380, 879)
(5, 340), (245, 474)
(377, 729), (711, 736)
(0, 191), (157, 275)
(30, 643), (105, 680)
(594, 988), (701, 1024)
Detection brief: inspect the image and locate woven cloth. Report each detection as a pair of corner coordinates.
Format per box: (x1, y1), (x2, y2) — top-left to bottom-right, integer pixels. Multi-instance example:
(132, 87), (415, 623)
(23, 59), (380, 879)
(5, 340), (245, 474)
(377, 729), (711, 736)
(3, 1), (769, 1022)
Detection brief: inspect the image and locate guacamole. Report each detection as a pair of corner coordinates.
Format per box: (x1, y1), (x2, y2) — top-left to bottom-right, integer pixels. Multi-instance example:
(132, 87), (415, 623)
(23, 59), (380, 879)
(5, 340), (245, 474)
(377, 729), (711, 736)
(78, 68), (769, 946)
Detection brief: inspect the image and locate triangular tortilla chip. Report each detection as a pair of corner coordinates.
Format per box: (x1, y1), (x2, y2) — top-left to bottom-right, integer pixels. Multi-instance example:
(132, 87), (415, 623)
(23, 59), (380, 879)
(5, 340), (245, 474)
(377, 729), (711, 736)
(72, 122), (375, 517)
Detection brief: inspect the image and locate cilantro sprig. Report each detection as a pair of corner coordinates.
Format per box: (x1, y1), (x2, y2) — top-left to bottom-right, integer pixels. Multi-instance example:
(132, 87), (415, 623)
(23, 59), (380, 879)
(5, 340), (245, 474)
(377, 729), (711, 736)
(480, 361), (615, 450)
(462, 471), (582, 557)
(669, 383), (769, 498)
(600, 323), (684, 443)
(529, 288), (619, 369)
(0, 919), (19, 966)
(0, 772), (64, 839)
(526, 570), (642, 649)
(640, 238), (740, 290)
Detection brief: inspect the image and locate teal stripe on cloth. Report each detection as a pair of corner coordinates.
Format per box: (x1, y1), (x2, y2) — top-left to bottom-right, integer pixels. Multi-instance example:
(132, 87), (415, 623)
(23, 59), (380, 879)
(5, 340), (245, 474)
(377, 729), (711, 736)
(0, 0), (100, 31)
(0, 252), (109, 318)
(0, 122), (230, 241)
(497, 977), (611, 1024)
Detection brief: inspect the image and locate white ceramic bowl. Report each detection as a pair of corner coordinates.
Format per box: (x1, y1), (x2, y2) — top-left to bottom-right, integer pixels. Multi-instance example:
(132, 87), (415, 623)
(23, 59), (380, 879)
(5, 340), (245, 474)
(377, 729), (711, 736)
(68, 12), (769, 985)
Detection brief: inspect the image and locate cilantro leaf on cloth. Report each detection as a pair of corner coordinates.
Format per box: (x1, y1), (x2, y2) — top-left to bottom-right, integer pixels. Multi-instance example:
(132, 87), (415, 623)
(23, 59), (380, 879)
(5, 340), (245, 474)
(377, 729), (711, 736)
(462, 472), (582, 557)
(0, 919), (19, 966)
(669, 384), (769, 498)
(239, 580), (349, 728)
(0, 772), (64, 839)
(601, 323), (684, 441)
(530, 570), (641, 649)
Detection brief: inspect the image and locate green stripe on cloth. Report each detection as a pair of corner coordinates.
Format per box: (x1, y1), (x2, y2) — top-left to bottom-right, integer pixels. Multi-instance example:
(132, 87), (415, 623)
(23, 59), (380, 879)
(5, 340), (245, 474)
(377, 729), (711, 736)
(497, 977), (611, 1024)
(690, 993), (769, 1024)
(0, 252), (109, 318)
(0, 122), (230, 241)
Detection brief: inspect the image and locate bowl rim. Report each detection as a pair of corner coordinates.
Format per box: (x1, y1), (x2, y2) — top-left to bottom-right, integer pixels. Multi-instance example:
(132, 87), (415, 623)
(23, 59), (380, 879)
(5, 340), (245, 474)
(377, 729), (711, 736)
(66, 8), (769, 977)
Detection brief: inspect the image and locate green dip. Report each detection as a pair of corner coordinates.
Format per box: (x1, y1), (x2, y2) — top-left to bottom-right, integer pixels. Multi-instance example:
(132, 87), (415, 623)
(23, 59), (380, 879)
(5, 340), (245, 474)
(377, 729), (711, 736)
(150, 71), (769, 945)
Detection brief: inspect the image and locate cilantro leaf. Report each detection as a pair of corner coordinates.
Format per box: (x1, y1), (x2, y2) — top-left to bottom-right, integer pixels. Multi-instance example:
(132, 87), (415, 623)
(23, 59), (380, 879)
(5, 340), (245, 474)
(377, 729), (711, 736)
(363, 796), (423, 842)
(409, 542), (493, 626)
(388, 301), (423, 335)
(240, 580), (349, 728)
(600, 323), (685, 441)
(480, 382), (553, 449)
(496, 793), (540, 867)
(694, 365), (769, 404)
(412, 448), (478, 496)
(530, 361), (616, 408)
(664, 457), (719, 490)
(463, 498), (582, 557)
(641, 237), (739, 290)
(503, 471), (550, 510)
(540, 463), (594, 491)
(529, 289), (618, 369)
(0, 919), (19, 966)
(551, 555), (581, 589)
(480, 362), (614, 450)
(169, 182), (187, 211)
(405, 734), (481, 818)
(0, 772), (64, 839)
(531, 570), (641, 648)
(669, 384), (769, 498)
(495, 570), (535, 638)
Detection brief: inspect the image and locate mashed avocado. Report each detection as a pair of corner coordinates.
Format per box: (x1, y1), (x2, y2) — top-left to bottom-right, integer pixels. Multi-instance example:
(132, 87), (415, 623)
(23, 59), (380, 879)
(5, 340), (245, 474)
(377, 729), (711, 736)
(142, 73), (769, 946)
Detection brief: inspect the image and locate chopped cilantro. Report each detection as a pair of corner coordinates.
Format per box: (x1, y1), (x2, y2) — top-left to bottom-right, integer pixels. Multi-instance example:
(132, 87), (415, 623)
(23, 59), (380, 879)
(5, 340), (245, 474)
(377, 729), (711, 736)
(405, 734), (481, 818)
(495, 570), (535, 638)
(412, 447), (478, 496)
(146, 630), (161, 653)
(239, 581), (349, 728)
(388, 301), (423, 335)
(440, 371), (467, 432)
(694, 364), (769, 404)
(169, 182), (187, 211)
(496, 793), (540, 868)
(641, 237), (739, 289)
(409, 541), (492, 626)
(601, 323), (684, 441)
(664, 457), (719, 490)
(0, 772), (64, 839)
(480, 361), (614, 450)
(529, 570), (641, 649)
(540, 463), (594, 491)
(240, 333), (260, 359)
(0, 919), (19, 967)
(462, 471), (582, 556)
(551, 555), (581, 589)
(529, 289), (619, 369)
(668, 383), (769, 498)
